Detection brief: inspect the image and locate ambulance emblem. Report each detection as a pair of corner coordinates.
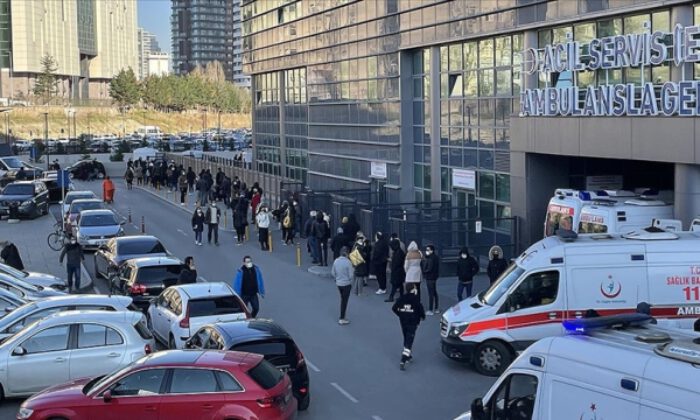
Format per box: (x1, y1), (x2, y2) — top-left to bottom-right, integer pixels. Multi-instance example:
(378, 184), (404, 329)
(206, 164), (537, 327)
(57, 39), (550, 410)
(600, 278), (622, 299)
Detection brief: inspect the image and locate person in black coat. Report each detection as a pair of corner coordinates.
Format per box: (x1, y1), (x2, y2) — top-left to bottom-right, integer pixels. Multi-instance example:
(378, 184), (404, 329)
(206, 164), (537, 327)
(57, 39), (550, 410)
(191, 207), (205, 246)
(487, 249), (509, 284)
(178, 256), (198, 285)
(342, 214), (360, 245)
(456, 247), (480, 300)
(370, 232), (390, 294)
(330, 227), (346, 262)
(392, 283), (426, 370)
(351, 236), (370, 296)
(385, 238), (406, 302)
(186, 167), (196, 193)
(0, 242), (24, 271)
(233, 195), (249, 244)
(420, 245), (440, 314)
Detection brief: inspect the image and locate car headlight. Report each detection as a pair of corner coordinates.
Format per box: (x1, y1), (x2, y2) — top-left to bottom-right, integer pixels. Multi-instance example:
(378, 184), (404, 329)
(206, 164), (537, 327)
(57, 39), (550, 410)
(19, 200), (32, 207)
(17, 407), (33, 419)
(448, 322), (470, 338)
(117, 227), (125, 236)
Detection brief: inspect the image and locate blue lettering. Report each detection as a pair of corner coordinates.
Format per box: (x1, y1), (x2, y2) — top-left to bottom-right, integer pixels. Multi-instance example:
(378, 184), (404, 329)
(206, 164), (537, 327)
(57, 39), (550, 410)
(679, 81), (695, 116)
(661, 82), (678, 116)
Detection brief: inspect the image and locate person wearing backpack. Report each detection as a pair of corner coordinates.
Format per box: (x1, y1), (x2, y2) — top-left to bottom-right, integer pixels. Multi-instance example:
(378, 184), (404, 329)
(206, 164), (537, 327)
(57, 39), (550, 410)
(350, 235), (369, 296)
(456, 247), (479, 300)
(312, 211), (330, 266)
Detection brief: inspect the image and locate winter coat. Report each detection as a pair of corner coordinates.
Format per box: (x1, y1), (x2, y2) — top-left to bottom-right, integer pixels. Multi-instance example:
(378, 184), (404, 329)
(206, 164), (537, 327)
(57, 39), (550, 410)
(135, 167), (143, 178)
(487, 257), (509, 283)
(186, 170), (196, 184)
(351, 242), (370, 277)
(342, 215), (360, 240)
(311, 215), (330, 240)
(232, 265), (266, 297)
(370, 236), (390, 274)
(191, 211), (205, 232)
(456, 247), (479, 283)
(404, 242), (423, 284)
(392, 292), (425, 326)
(233, 200), (249, 228)
(178, 175), (188, 189)
(303, 216), (315, 238)
(195, 177), (208, 192)
(178, 267), (197, 285)
(330, 232), (347, 259)
(205, 206), (221, 225)
(59, 242), (84, 267)
(389, 240), (406, 286)
(256, 211), (271, 229)
(251, 194), (261, 216)
(220, 178), (231, 198)
(331, 256), (354, 287)
(0, 243), (24, 271)
(421, 252), (440, 281)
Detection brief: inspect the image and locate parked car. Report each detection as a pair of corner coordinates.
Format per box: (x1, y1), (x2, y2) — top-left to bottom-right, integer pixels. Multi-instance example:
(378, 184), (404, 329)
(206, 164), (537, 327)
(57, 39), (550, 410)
(0, 272), (64, 301)
(0, 156), (42, 186)
(0, 288), (26, 313)
(110, 256), (184, 312)
(0, 181), (49, 219)
(0, 262), (67, 291)
(64, 198), (105, 232)
(94, 235), (169, 279)
(0, 295), (133, 341)
(74, 209), (125, 250)
(0, 310), (153, 399)
(18, 350), (297, 420)
(186, 319), (311, 410)
(66, 159), (106, 181)
(38, 172), (74, 203)
(148, 283), (249, 349)
(61, 190), (97, 215)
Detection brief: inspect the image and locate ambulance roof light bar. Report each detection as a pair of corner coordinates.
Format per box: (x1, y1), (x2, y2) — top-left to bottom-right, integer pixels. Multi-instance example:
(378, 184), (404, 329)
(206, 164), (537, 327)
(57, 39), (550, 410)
(563, 313), (653, 335)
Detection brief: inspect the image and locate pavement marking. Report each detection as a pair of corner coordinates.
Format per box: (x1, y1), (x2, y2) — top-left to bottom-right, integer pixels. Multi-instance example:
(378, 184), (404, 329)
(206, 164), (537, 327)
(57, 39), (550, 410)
(198, 276), (208, 283)
(176, 229), (188, 236)
(372, 416), (384, 420)
(330, 382), (358, 403)
(305, 359), (321, 373)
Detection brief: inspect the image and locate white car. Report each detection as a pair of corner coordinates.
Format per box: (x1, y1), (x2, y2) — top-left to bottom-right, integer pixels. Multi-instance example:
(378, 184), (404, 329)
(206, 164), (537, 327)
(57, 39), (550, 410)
(0, 272), (64, 302)
(61, 190), (97, 216)
(147, 283), (249, 349)
(0, 295), (133, 340)
(0, 262), (67, 291)
(0, 310), (154, 398)
(73, 209), (124, 249)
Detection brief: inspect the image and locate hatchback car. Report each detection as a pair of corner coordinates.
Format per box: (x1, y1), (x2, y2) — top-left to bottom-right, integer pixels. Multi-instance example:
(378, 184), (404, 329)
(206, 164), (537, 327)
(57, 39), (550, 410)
(0, 295), (133, 341)
(0, 156), (42, 186)
(61, 190), (97, 215)
(74, 209), (125, 250)
(0, 310), (154, 399)
(0, 262), (67, 290)
(111, 256), (183, 311)
(148, 283), (249, 349)
(0, 181), (48, 219)
(0, 288), (26, 313)
(64, 198), (105, 231)
(94, 236), (169, 279)
(0, 272), (64, 302)
(66, 159), (106, 181)
(18, 350), (297, 420)
(186, 319), (311, 410)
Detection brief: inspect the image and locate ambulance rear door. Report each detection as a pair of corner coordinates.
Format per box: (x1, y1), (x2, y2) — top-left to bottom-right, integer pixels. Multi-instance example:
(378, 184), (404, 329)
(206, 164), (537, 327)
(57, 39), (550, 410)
(565, 244), (648, 318)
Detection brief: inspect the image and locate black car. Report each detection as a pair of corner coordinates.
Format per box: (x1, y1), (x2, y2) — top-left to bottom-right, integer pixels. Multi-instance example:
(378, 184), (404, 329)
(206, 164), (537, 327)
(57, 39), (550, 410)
(66, 159), (106, 181)
(93, 235), (169, 279)
(39, 175), (74, 203)
(0, 156), (43, 186)
(185, 319), (311, 410)
(111, 256), (184, 311)
(0, 180), (49, 219)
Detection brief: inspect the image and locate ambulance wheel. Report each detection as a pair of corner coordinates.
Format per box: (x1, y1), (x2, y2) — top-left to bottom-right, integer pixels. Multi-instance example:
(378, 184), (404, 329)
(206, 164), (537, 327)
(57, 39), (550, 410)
(474, 341), (512, 377)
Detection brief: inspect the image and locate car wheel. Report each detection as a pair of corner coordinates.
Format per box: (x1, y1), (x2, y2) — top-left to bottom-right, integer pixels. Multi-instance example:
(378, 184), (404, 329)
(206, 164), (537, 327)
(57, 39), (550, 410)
(169, 334), (177, 350)
(93, 256), (103, 279)
(42, 202), (49, 215)
(474, 341), (513, 377)
(297, 392), (310, 411)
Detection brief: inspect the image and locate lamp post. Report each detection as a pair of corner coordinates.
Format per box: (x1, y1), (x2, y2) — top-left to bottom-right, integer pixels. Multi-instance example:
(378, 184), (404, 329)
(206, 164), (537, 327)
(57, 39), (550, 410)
(43, 111), (49, 170)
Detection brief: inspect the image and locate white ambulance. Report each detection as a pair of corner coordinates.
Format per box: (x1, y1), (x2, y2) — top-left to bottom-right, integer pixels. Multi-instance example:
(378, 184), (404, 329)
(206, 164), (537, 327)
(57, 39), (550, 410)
(544, 189), (633, 237)
(440, 229), (700, 376)
(455, 314), (700, 420)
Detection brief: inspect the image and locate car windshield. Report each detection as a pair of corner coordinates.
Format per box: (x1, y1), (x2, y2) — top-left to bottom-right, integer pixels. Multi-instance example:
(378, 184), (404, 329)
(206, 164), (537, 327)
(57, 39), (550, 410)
(66, 193), (94, 204)
(135, 265), (182, 284)
(70, 202), (103, 214)
(80, 214), (118, 227)
(0, 264), (27, 279)
(479, 265), (525, 306)
(0, 275), (39, 292)
(188, 296), (243, 317)
(2, 157), (23, 168)
(2, 184), (32, 195)
(117, 240), (165, 255)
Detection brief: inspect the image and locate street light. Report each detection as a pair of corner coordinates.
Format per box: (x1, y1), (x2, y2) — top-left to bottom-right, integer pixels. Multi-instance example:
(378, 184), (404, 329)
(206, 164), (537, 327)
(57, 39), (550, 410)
(43, 111), (49, 170)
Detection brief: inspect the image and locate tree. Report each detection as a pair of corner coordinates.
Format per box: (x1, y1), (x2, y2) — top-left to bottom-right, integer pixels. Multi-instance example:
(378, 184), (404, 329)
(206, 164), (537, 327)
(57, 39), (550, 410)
(109, 68), (141, 108)
(33, 54), (59, 105)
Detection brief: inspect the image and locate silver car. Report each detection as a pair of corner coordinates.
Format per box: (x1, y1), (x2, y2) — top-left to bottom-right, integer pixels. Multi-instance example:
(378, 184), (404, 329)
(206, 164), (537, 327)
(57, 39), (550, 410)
(0, 295), (133, 341)
(0, 272), (65, 302)
(61, 190), (96, 216)
(73, 209), (125, 250)
(0, 310), (155, 398)
(0, 262), (67, 291)
(0, 288), (26, 313)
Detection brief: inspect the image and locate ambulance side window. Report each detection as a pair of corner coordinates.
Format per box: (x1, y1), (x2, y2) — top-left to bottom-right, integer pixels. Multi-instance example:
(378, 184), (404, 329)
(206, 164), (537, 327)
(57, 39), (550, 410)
(485, 373), (538, 420)
(507, 271), (559, 311)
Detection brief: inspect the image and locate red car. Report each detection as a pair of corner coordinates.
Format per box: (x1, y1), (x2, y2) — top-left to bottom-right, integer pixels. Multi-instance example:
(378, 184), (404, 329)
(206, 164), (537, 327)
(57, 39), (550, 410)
(17, 350), (297, 420)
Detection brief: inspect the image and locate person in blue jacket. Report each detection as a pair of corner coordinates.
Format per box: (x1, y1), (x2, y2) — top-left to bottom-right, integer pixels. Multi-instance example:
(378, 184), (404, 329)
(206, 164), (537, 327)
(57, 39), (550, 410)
(232, 255), (265, 317)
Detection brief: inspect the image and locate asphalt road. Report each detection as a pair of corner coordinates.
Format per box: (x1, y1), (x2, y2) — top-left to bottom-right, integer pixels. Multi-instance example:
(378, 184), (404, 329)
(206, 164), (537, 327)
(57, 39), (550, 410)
(0, 178), (496, 420)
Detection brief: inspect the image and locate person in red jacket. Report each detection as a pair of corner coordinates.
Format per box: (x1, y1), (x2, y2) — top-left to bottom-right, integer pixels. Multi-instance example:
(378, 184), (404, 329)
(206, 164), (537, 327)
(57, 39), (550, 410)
(250, 189), (261, 223)
(102, 176), (115, 203)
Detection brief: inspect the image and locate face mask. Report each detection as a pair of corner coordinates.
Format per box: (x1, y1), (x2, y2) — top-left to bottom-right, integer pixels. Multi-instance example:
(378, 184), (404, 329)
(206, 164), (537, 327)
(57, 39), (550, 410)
(245, 262), (253, 268)
(197, 211), (202, 215)
(357, 240), (363, 245)
(461, 253), (467, 258)
(426, 250), (433, 255)
(70, 240), (77, 245)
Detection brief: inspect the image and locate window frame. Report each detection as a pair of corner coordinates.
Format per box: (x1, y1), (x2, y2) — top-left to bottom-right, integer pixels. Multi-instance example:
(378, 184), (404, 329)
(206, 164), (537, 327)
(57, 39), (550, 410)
(164, 367), (245, 395)
(16, 324), (71, 355)
(76, 322), (125, 350)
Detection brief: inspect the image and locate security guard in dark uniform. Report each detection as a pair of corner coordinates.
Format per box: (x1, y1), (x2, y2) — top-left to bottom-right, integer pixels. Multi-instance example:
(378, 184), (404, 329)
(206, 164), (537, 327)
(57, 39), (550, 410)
(392, 283), (426, 370)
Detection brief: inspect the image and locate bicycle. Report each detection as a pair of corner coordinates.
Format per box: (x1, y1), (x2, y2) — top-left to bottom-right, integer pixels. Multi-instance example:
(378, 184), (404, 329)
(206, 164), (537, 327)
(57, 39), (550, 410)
(47, 222), (68, 251)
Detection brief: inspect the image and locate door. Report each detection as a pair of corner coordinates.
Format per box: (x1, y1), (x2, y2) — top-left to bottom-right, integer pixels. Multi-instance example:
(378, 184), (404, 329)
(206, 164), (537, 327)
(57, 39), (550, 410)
(97, 368), (166, 420)
(7, 325), (71, 395)
(70, 323), (127, 379)
(151, 290), (172, 343)
(164, 292), (183, 346)
(158, 368), (226, 420)
(502, 270), (564, 347)
(482, 372), (540, 420)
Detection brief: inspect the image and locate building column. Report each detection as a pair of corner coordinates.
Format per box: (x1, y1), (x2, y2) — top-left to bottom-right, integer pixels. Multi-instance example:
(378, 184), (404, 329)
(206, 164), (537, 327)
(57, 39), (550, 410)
(671, 5), (693, 82)
(522, 30), (538, 91)
(398, 50), (415, 202)
(674, 164), (700, 228)
(278, 71), (287, 176)
(429, 46), (441, 201)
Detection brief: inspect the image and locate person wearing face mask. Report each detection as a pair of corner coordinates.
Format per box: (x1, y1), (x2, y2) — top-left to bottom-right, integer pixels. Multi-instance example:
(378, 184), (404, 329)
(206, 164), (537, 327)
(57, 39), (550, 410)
(351, 235), (370, 296)
(456, 247), (479, 301)
(59, 237), (84, 293)
(205, 202), (221, 246)
(256, 205), (271, 250)
(178, 256), (197, 285)
(191, 206), (205, 246)
(404, 241), (423, 302)
(232, 256), (266, 318)
(370, 232), (389, 295)
(420, 244), (440, 315)
(392, 283), (425, 370)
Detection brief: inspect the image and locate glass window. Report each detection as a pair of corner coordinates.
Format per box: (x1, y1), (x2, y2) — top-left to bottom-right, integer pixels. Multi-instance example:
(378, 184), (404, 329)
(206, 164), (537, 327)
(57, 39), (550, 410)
(507, 271), (559, 311)
(248, 360), (284, 390)
(463, 41), (477, 70)
(479, 69), (494, 96)
(496, 174), (510, 202)
(77, 324), (124, 349)
(495, 36), (511, 67)
(479, 39), (494, 68)
(479, 172), (495, 199)
(21, 325), (70, 354)
(496, 69), (512, 96)
(464, 70), (478, 98)
(216, 371), (243, 392)
(484, 374), (539, 420)
(449, 44), (462, 71)
(188, 296), (244, 317)
(169, 369), (218, 394)
(624, 14), (647, 35)
(440, 46), (448, 72)
(110, 369), (166, 397)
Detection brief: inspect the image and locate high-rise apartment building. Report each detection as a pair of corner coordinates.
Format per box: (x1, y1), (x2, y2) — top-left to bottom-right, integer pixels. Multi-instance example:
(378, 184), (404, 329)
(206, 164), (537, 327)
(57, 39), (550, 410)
(243, 0), (700, 253)
(232, 0), (249, 88)
(0, 0), (137, 102)
(172, 0), (250, 87)
(138, 28), (161, 80)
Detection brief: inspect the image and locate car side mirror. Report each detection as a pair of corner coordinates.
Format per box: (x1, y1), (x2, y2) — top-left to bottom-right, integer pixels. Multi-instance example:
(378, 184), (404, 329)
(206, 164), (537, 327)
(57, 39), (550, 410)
(471, 397), (485, 420)
(12, 346), (26, 356)
(184, 340), (193, 349)
(102, 390), (113, 403)
(4, 306), (15, 313)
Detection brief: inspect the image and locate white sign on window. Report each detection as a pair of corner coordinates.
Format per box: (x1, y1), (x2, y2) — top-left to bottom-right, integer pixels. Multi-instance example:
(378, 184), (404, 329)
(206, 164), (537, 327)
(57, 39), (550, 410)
(370, 161), (387, 179)
(452, 169), (476, 190)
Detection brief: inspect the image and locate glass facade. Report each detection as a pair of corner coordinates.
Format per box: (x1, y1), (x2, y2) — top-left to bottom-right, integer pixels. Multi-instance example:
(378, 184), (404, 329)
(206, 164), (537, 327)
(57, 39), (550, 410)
(0, 0), (10, 68)
(77, 0), (96, 56)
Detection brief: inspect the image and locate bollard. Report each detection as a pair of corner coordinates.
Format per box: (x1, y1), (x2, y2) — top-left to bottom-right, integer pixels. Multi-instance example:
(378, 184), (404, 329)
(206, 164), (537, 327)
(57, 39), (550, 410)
(268, 231), (273, 253)
(173, 189), (178, 204)
(223, 210), (228, 229)
(141, 216), (145, 233)
(245, 225), (249, 241)
(296, 243), (301, 267)
(128, 208), (132, 223)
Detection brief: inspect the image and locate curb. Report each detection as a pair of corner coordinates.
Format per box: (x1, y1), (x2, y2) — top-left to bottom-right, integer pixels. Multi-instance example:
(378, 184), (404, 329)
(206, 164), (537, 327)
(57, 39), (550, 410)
(307, 265), (333, 278)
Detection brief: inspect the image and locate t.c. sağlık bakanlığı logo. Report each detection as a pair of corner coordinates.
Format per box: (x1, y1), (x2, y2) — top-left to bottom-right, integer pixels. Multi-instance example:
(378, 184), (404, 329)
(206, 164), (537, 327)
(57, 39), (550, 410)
(600, 276), (622, 299)
(580, 403), (604, 420)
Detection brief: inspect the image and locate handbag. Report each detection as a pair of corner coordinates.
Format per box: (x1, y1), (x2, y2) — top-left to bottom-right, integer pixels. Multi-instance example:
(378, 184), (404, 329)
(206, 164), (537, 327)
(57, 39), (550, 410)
(349, 248), (365, 266)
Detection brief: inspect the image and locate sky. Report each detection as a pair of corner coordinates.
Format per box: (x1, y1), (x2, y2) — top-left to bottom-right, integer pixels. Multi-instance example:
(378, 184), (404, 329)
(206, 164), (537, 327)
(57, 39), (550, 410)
(138, 0), (171, 54)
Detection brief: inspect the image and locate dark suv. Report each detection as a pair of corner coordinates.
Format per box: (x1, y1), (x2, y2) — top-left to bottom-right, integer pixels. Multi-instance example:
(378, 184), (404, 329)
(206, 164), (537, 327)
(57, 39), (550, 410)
(185, 319), (311, 410)
(0, 180), (49, 219)
(111, 256), (184, 311)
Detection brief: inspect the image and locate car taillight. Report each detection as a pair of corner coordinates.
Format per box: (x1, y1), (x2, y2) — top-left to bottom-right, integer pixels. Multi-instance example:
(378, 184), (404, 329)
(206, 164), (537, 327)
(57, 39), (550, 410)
(144, 344), (152, 354)
(179, 305), (190, 329)
(128, 283), (146, 295)
(296, 349), (305, 368)
(256, 397), (274, 408)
